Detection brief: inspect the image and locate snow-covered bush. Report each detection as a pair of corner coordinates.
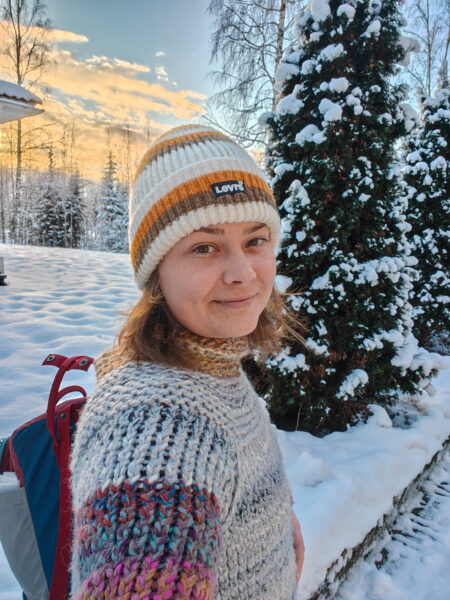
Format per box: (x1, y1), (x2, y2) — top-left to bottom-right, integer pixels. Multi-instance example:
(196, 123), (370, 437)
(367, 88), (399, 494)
(403, 85), (449, 348)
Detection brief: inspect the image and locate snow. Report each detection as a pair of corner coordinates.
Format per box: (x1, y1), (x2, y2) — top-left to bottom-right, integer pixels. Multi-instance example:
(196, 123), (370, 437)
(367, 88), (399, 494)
(275, 274), (293, 293)
(257, 111), (273, 127)
(300, 59), (315, 75)
(407, 150), (422, 163)
(310, 0), (330, 22)
(276, 89), (304, 116)
(273, 162), (294, 177)
(392, 334), (447, 374)
(0, 244), (449, 600)
(346, 93), (363, 115)
(337, 3), (356, 22)
(305, 337), (329, 355)
(413, 161), (429, 172)
(336, 454), (450, 600)
(295, 123), (326, 146)
(289, 451), (332, 487)
(275, 63), (300, 89)
(328, 77), (349, 93)
(397, 35), (420, 67)
(363, 19), (381, 37)
(279, 364), (450, 600)
(378, 112), (393, 124)
(267, 346), (309, 374)
(0, 80), (42, 104)
(318, 43), (346, 62)
(318, 98), (343, 121)
(336, 369), (369, 399)
(290, 180), (310, 208)
(398, 103), (419, 132)
(428, 108), (450, 124)
(430, 156), (446, 171)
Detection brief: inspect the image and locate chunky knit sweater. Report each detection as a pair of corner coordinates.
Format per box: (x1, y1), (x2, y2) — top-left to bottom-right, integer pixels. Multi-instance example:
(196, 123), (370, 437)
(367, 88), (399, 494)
(70, 335), (297, 600)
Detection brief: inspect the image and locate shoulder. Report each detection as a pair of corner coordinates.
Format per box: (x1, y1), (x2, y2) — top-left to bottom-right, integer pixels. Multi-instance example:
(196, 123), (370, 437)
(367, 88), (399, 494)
(73, 361), (242, 466)
(86, 359), (253, 431)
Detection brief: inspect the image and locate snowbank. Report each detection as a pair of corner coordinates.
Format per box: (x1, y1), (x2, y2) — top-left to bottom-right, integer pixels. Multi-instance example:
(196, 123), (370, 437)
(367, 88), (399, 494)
(280, 378), (450, 598)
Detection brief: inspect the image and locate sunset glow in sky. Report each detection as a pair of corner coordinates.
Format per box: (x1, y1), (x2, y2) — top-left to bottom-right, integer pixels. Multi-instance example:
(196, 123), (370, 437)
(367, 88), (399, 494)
(0, 0), (214, 180)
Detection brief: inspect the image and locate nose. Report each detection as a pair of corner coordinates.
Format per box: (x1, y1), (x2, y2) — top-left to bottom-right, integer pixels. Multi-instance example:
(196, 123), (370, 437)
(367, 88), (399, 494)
(222, 249), (257, 286)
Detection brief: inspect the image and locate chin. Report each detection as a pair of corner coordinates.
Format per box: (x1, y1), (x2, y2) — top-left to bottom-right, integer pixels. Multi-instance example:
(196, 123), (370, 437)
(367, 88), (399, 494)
(213, 322), (258, 339)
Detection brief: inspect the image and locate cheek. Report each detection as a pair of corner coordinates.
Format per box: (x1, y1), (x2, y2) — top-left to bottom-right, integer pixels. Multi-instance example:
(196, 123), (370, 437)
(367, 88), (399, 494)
(159, 262), (210, 315)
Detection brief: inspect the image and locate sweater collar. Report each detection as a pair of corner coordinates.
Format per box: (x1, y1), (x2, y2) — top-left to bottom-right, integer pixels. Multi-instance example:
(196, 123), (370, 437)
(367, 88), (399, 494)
(177, 328), (250, 378)
(94, 329), (250, 380)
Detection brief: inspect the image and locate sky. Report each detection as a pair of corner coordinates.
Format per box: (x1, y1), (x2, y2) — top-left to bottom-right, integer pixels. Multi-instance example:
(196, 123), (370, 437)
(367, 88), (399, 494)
(0, 0), (216, 179)
(44, 0), (214, 102)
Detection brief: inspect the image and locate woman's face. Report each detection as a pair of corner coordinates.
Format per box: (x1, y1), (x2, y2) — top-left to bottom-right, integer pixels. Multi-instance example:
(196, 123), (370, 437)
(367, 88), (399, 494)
(158, 221), (276, 338)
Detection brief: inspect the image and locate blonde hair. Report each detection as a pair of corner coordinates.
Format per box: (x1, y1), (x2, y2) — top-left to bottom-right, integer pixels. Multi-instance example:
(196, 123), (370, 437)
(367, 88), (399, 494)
(113, 270), (305, 370)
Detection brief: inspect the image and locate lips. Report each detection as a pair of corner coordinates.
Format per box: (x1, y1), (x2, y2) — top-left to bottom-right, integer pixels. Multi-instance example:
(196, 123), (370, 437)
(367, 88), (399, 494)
(214, 295), (256, 307)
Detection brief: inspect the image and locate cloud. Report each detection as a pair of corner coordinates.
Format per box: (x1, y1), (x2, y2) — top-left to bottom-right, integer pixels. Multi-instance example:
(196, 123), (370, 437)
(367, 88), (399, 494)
(155, 65), (169, 82)
(49, 29), (89, 44)
(155, 51), (166, 57)
(85, 55), (151, 74)
(41, 48), (205, 125)
(0, 23), (207, 179)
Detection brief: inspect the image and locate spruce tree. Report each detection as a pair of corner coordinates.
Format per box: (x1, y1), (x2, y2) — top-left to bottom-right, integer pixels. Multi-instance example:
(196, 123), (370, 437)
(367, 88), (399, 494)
(403, 80), (449, 348)
(260, 0), (441, 433)
(34, 147), (67, 248)
(95, 152), (128, 253)
(66, 171), (86, 248)
(34, 172), (55, 246)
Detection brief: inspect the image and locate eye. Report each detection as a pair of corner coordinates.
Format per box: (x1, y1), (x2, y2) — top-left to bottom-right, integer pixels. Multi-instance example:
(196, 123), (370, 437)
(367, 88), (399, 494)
(193, 244), (215, 254)
(247, 237), (269, 247)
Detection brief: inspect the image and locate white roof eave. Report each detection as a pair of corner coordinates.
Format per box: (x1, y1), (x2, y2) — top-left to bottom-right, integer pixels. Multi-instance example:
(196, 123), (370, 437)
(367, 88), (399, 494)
(0, 97), (44, 123)
(0, 80), (44, 123)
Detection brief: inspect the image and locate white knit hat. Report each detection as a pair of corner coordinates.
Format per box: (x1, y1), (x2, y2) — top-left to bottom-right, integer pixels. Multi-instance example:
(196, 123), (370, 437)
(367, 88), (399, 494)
(129, 124), (281, 290)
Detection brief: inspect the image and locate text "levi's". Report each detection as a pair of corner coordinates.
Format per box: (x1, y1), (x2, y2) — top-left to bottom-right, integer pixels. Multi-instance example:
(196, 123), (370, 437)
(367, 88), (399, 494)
(211, 180), (246, 197)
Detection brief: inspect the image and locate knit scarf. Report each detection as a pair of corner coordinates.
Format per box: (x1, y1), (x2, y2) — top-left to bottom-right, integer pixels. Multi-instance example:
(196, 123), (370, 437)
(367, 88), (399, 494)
(95, 328), (249, 380)
(177, 328), (249, 378)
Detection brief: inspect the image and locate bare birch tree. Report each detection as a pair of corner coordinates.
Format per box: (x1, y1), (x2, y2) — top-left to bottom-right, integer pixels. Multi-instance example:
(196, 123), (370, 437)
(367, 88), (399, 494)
(207, 0), (304, 146)
(0, 0), (52, 242)
(405, 0), (449, 94)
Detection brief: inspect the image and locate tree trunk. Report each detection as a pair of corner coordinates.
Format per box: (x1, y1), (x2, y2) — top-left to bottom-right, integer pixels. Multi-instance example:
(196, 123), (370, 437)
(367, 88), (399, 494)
(0, 165), (6, 243)
(426, 0), (431, 95)
(11, 119), (22, 243)
(272, 0), (287, 111)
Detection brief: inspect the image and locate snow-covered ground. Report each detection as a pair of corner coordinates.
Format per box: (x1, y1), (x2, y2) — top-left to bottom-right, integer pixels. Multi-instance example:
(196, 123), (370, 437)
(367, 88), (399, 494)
(0, 243), (449, 599)
(336, 452), (450, 600)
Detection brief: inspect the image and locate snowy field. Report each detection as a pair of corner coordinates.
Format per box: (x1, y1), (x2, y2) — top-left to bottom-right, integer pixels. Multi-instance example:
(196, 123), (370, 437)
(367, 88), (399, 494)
(0, 243), (449, 600)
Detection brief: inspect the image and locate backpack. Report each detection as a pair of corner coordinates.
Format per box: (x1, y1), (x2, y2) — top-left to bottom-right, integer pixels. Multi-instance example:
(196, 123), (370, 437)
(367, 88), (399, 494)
(0, 353), (94, 600)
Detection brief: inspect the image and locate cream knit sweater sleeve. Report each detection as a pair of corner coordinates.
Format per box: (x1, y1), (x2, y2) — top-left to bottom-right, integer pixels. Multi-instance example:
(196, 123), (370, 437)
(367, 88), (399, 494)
(69, 364), (239, 600)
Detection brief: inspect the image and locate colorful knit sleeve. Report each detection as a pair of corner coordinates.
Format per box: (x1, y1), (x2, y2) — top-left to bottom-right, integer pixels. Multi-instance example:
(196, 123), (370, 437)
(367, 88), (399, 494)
(70, 382), (238, 600)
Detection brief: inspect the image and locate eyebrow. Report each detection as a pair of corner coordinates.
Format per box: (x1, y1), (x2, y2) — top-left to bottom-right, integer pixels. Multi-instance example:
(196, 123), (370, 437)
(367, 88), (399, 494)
(195, 223), (268, 235)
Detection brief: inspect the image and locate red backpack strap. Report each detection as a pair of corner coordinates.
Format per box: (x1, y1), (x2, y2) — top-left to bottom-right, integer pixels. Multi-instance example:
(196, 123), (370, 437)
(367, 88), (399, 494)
(43, 354), (93, 467)
(43, 354), (94, 600)
(49, 401), (79, 600)
(0, 436), (12, 474)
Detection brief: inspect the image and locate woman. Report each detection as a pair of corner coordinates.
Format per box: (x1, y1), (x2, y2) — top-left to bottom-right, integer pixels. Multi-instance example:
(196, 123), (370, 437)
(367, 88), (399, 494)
(70, 124), (305, 600)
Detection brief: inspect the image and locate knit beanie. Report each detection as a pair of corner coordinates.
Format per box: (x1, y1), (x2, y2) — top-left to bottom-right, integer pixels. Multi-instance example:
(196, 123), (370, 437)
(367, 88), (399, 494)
(129, 123), (281, 290)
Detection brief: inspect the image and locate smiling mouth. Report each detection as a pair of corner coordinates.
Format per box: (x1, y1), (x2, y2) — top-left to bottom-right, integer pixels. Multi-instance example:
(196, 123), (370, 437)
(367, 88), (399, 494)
(214, 295), (256, 307)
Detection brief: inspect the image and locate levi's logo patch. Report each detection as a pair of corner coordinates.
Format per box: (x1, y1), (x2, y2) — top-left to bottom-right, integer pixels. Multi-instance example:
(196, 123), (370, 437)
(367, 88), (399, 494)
(211, 180), (246, 197)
